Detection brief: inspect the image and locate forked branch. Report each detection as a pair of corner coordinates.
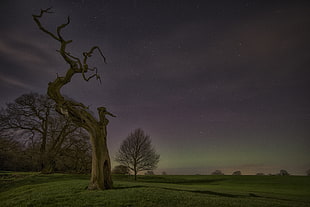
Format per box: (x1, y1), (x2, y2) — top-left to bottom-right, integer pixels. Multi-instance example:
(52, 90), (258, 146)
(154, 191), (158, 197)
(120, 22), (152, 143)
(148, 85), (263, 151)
(32, 8), (105, 83)
(33, 8), (113, 126)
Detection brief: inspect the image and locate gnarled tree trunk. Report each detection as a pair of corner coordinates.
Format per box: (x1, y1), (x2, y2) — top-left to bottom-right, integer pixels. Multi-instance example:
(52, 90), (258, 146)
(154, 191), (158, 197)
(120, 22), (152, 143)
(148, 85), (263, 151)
(33, 8), (114, 190)
(88, 126), (112, 189)
(87, 107), (113, 189)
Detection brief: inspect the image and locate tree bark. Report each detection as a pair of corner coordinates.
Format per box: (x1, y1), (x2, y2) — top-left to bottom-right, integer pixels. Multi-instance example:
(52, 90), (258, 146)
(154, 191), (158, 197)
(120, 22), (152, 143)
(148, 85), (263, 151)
(46, 67), (114, 190)
(88, 119), (113, 189)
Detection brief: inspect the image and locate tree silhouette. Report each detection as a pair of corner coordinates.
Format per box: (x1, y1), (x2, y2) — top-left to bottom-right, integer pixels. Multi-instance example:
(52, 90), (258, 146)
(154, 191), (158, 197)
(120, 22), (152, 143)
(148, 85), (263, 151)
(279, 169), (289, 176)
(0, 93), (54, 172)
(232, 171), (242, 175)
(115, 128), (160, 180)
(145, 171), (155, 175)
(32, 8), (114, 190)
(112, 165), (129, 175)
(211, 170), (224, 175)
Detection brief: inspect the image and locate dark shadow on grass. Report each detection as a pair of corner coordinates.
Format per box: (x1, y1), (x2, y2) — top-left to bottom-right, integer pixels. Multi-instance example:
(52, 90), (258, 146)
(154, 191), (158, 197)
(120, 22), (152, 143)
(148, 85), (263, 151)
(113, 185), (145, 190)
(248, 192), (309, 204)
(159, 187), (241, 198)
(159, 186), (309, 205)
(178, 178), (227, 185)
(137, 176), (227, 185)
(189, 190), (240, 197)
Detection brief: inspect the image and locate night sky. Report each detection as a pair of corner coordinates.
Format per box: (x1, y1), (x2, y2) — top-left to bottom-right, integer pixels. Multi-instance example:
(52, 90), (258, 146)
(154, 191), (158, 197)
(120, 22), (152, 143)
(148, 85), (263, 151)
(1, 0), (309, 175)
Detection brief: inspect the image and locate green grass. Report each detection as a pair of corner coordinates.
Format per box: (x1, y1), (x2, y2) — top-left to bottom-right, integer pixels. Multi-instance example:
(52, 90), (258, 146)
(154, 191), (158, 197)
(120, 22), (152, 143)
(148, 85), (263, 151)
(1, 172), (310, 207)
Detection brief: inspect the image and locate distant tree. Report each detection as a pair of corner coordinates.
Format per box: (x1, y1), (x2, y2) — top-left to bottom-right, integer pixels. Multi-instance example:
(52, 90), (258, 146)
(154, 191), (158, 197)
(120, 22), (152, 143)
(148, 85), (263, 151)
(256, 173), (265, 176)
(232, 171), (242, 175)
(145, 171), (155, 175)
(212, 170), (224, 175)
(306, 169), (310, 176)
(115, 128), (160, 180)
(279, 169), (289, 176)
(162, 171), (167, 175)
(112, 165), (129, 175)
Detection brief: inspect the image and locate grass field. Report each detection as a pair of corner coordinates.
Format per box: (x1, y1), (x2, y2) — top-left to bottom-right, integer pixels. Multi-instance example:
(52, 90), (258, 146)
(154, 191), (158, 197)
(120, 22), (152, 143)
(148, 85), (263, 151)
(1, 172), (309, 207)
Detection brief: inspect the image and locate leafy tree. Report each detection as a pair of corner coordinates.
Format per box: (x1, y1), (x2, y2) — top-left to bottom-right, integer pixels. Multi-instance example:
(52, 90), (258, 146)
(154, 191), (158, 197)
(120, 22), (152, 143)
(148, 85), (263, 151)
(115, 128), (160, 180)
(32, 8), (115, 190)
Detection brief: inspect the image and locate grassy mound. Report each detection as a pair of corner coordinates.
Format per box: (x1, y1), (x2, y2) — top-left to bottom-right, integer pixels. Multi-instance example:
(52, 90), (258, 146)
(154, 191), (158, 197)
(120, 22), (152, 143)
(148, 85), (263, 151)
(1, 172), (309, 207)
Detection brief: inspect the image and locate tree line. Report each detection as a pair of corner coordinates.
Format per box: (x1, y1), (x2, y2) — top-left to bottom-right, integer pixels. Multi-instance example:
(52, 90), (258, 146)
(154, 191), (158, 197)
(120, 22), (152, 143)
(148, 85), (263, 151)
(1, 93), (307, 177)
(0, 93), (92, 173)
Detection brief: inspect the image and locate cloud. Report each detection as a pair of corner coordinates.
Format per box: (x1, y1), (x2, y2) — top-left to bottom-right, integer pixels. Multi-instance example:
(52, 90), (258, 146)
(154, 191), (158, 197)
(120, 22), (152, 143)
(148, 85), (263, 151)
(0, 31), (62, 74)
(0, 72), (34, 90)
(0, 39), (44, 66)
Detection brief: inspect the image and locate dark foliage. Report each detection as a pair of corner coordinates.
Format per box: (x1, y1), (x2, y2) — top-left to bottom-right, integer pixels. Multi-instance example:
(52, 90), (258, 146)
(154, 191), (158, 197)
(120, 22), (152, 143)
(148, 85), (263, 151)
(211, 170), (224, 175)
(112, 165), (130, 175)
(279, 169), (289, 176)
(232, 171), (242, 175)
(0, 93), (91, 173)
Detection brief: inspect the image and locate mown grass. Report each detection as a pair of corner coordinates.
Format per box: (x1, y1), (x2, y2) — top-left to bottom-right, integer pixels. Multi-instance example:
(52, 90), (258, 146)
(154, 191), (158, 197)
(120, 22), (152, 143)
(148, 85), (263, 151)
(1, 171), (309, 207)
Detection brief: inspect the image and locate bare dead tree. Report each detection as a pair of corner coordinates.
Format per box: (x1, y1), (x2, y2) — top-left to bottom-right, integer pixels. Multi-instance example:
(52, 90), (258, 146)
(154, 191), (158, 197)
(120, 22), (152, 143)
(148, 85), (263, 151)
(32, 8), (115, 190)
(115, 128), (160, 180)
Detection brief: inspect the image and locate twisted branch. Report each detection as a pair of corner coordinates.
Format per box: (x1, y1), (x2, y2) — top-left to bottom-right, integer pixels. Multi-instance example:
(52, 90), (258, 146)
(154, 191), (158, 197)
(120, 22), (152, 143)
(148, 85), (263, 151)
(33, 8), (104, 81)
(33, 8), (115, 128)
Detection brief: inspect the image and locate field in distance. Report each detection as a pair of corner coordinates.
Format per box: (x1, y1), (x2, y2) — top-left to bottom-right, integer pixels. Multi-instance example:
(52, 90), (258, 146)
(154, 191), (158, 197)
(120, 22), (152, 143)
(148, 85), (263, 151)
(1, 172), (310, 207)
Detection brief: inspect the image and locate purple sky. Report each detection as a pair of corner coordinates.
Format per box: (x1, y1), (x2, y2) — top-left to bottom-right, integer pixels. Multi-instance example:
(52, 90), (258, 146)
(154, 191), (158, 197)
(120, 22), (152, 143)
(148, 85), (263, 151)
(0, 0), (309, 175)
